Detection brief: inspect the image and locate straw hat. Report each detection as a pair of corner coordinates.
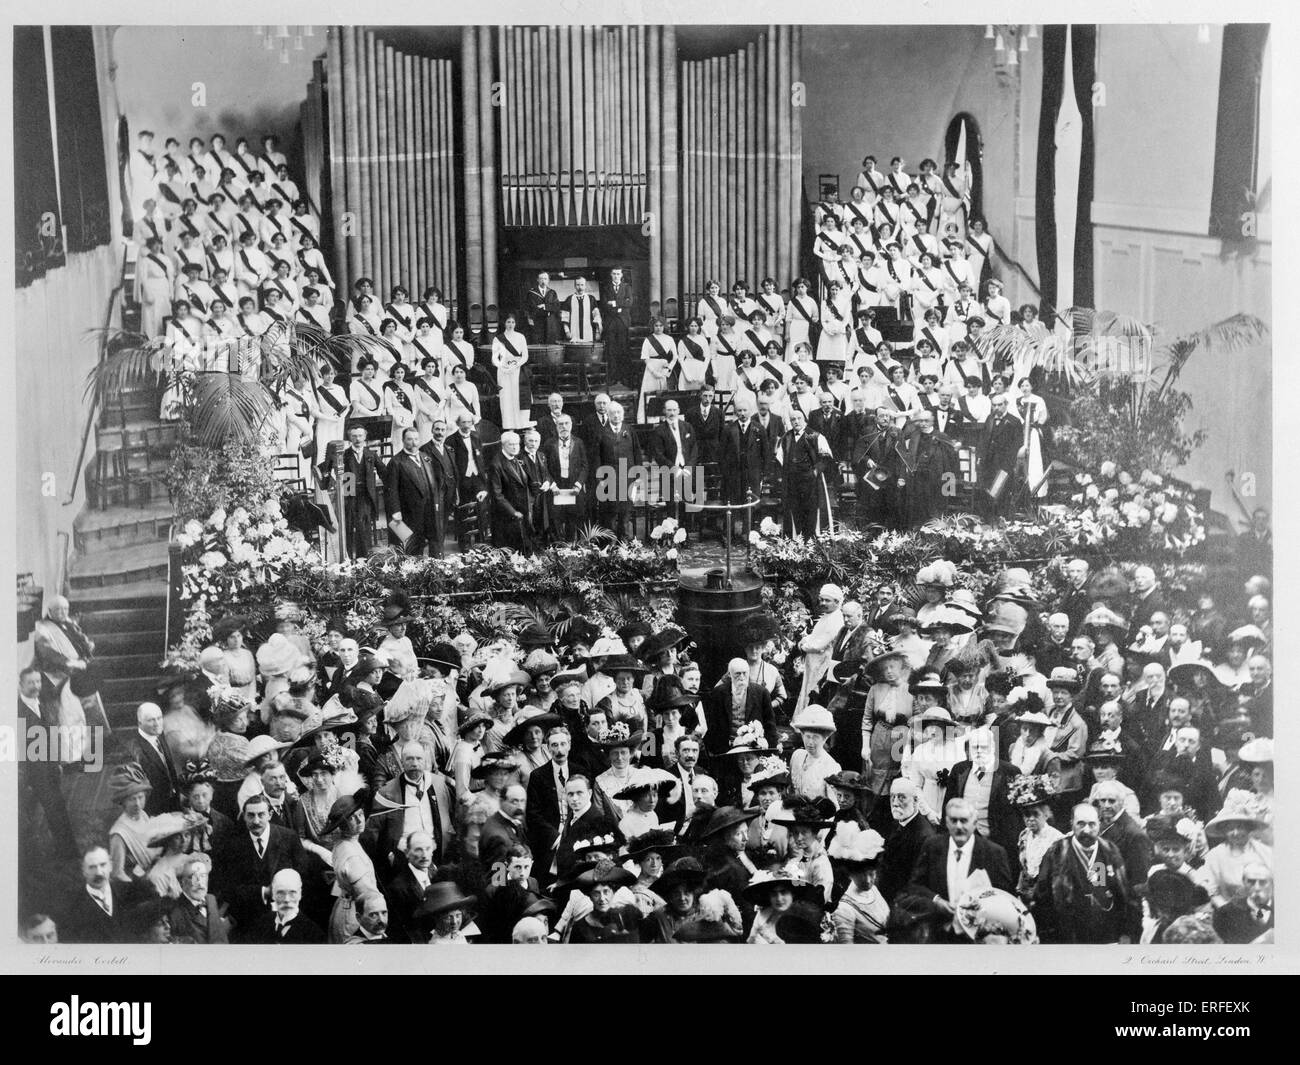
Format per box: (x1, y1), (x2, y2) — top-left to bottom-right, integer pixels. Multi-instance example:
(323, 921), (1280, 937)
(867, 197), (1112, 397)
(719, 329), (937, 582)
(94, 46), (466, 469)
(791, 705), (836, 733)
(108, 762), (153, 804)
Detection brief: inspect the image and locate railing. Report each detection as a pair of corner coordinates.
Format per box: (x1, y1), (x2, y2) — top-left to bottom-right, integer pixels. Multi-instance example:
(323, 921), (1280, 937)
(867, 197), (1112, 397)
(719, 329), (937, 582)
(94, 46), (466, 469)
(65, 245), (129, 506)
(164, 530), (184, 655)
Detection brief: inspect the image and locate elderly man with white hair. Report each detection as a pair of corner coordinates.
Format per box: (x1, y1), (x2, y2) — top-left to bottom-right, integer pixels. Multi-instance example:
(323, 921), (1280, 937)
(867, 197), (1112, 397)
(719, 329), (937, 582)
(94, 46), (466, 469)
(131, 701), (179, 814)
(796, 584), (845, 713)
(596, 399), (641, 538)
(1031, 803), (1141, 944)
(878, 776), (936, 903)
(246, 868), (325, 943)
(702, 657), (778, 757)
(32, 593), (95, 765)
(512, 915), (551, 944)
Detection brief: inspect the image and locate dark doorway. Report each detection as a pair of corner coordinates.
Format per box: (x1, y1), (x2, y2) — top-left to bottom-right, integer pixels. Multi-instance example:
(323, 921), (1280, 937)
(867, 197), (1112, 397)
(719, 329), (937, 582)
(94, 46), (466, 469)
(944, 112), (984, 223)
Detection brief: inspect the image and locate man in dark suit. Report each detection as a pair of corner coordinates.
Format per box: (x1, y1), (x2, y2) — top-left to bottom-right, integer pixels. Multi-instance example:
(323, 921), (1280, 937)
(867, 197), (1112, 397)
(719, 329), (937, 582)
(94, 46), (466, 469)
(1213, 863), (1273, 943)
(520, 427), (552, 544)
(941, 738), (1023, 878)
(720, 407), (766, 517)
(648, 400), (700, 531)
(542, 413), (589, 540)
(580, 392), (613, 453)
(1146, 727), (1221, 820)
(480, 784), (529, 869)
(853, 407), (904, 528)
(386, 427), (446, 557)
(131, 701), (179, 814)
(905, 798), (1014, 938)
(383, 831), (436, 944)
(554, 774), (622, 878)
(1032, 803), (1141, 943)
(807, 392), (845, 464)
(687, 385), (724, 465)
(701, 658), (778, 758)
(778, 408), (833, 537)
(600, 266), (634, 387)
(17, 666), (76, 859)
(753, 396), (785, 486)
(534, 393), (566, 447)
(1059, 558), (1093, 637)
(166, 853), (231, 944)
(59, 845), (145, 944)
(243, 869), (326, 944)
(323, 427), (384, 558)
(489, 431), (540, 552)
(367, 742), (455, 869)
(525, 727), (572, 878)
(448, 414), (490, 549)
(210, 793), (311, 941)
(524, 272), (564, 344)
(899, 413), (961, 527)
(596, 401), (641, 538)
(877, 778), (936, 902)
(1094, 780), (1155, 895)
(420, 417), (459, 547)
(979, 392), (1023, 517)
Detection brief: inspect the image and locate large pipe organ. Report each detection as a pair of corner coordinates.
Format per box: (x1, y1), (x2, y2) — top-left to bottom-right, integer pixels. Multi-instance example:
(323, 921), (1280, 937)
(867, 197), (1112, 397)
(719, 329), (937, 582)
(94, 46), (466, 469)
(304, 25), (803, 327)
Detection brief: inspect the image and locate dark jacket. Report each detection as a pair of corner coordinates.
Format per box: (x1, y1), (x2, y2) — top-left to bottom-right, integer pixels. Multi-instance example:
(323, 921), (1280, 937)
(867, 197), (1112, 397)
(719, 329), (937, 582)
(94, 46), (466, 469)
(210, 825), (311, 937)
(385, 449), (445, 533)
(447, 431), (487, 486)
(700, 681), (777, 757)
(905, 832), (1015, 901)
(167, 892), (232, 944)
(1031, 835), (1142, 944)
(1099, 811), (1155, 893)
(687, 402), (724, 464)
(648, 419), (699, 469)
(979, 411), (1023, 486)
(542, 436), (589, 491)
(1213, 896), (1274, 944)
(59, 881), (148, 944)
(243, 909), (326, 944)
(941, 760), (1023, 878)
(131, 732), (180, 815)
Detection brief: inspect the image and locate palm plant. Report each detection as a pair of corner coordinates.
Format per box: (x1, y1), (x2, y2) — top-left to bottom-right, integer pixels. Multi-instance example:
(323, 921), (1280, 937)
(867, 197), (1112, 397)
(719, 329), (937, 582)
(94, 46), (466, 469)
(84, 322), (390, 448)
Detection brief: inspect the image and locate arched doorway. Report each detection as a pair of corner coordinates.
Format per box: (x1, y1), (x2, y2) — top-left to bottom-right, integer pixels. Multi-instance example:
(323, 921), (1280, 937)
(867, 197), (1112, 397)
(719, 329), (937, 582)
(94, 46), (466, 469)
(944, 112), (984, 223)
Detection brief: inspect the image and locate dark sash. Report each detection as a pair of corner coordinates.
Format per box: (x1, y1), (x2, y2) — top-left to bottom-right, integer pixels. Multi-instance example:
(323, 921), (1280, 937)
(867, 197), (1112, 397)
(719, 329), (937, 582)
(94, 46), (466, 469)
(238, 313), (260, 337)
(945, 262), (965, 287)
(789, 296), (818, 324)
(683, 337), (706, 361)
(158, 182), (183, 206)
(745, 329), (767, 354)
(761, 360), (786, 381)
(146, 253), (171, 276)
(358, 382), (381, 409)
(412, 376), (443, 403)
(448, 342), (471, 369)
(858, 271), (879, 293)
(497, 333), (525, 361)
(826, 299), (846, 323)
(184, 286), (206, 313)
(888, 387), (907, 412)
(274, 278), (293, 303)
(846, 202), (872, 227)
(918, 271), (939, 293)
(922, 327), (943, 352)
(450, 383), (477, 414)
(423, 302), (449, 332)
(234, 152), (259, 177)
(411, 337), (437, 364)
(214, 283), (237, 309)
(864, 171), (886, 195)
(715, 334), (739, 359)
(264, 308), (286, 324)
(703, 294), (724, 320)
(385, 304), (413, 330)
(648, 334), (674, 361)
(272, 182), (295, 204)
(385, 382), (413, 411)
(941, 173), (964, 200)
(851, 235), (873, 258)
(886, 260), (900, 282)
(759, 294), (783, 318)
(353, 316), (376, 336)
(317, 386), (347, 415)
(290, 217), (315, 244)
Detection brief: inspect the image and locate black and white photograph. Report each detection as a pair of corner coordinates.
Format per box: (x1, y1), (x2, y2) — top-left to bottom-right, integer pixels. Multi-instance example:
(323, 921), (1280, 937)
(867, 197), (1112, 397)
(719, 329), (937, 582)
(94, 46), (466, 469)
(3, 4), (1293, 991)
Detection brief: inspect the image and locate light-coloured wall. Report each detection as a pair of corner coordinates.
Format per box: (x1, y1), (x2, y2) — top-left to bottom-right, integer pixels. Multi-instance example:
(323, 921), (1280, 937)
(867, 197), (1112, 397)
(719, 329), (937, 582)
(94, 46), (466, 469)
(109, 26), (321, 162)
(15, 245), (122, 593)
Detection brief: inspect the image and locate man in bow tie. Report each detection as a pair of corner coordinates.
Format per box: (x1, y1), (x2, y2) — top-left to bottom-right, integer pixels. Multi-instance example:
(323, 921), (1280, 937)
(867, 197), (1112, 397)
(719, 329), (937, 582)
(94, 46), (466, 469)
(979, 392), (1023, 517)
(167, 854), (231, 944)
(525, 271), (563, 344)
(369, 742), (455, 873)
(490, 430), (541, 552)
(211, 793), (311, 941)
(58, 846), (143, 943)
(246, 869), (325, 944)
(1213, 863), (1274, 943)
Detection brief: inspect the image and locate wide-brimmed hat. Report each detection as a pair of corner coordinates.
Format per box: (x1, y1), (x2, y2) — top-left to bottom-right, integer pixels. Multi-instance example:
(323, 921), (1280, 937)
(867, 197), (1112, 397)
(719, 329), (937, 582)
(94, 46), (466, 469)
(256, 632), (302, 677)
(1015, 710), (1055, 730)
(457, 710), (495, 736)
(1007, 774), (1056, 809)
(611, 766), (675, 799)
(597, 722), (645, 753)
(944, 589), (983, 625)
(791, 705), (836, 733)
(742, 869), (807, 905)
(1237, 738), (1273, 764)
(1227, 624), (1267, 647)
(748, 754), (792, 792)
(415, 881), (477, 919)
(1144, 813), (1195, 846)
(637, 627), (688, 663)
(471, 752), (517, 780)
(650, 857), (707, 897)
(379, 602), (416, 627)
(772, 798), (837, 830)
(297, 752), (337, 780)
(1147, 869), (1209, 914)
(917, 706), (957, 728)
(108, 762), (153, 804)
(876, 607), (917, 634)
(830, 658), (867, 684)
(522, 649), (560, 679)
(826, 820), (885, 868)
(549, 669), (588, 692)
(1204, 807), (1267, 834)
(1083, 606), (1127, 632)
(504, 713), (563, 748)
(587, 636), (628, 659)
(824, 770), (873, 793)
(575, 859), (637, 891)
(517, 623), (556, 649)
(723, 720), (775, 757)
(698, 805), (762, 840)
(625, 829), (681, 862)
(1167, 661), (1225, 692)
(210, 615), (249, 643)
(920, 606), (974, 635)
(603, 653), (647, 677)
(908, 669), (947, 696)
(616, 621), (654, 645)
(1085, 741), (1125, 765)
(916, 560), (957, 587)
(569, 832), (623, 861)
(243, 734), (290, 765)
(422, 641), (463, 675)
(481, 662), (531, 696)
(1045, 666), (1082, 692)
(865, 647), (910, 673)
(321, 787), (371, 835)
(648, 685), (700, 714)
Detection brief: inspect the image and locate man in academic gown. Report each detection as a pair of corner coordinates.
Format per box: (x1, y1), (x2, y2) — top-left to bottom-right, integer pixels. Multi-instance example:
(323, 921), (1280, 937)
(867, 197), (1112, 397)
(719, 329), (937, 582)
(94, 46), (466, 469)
(542, 413), (589, 540)
(525, 271), (564, 344)
(978, 392), (1023, 517)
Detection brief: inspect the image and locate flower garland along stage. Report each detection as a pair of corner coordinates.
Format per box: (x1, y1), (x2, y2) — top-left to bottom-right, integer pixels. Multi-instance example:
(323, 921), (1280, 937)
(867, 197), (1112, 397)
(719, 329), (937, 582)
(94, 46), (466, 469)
(166, 460), (1207, 677)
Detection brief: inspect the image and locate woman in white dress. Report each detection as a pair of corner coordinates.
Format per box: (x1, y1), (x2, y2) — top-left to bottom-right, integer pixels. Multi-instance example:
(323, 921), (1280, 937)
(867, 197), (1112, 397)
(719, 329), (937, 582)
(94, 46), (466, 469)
(734, 350), (767, 406)
(408, 317), (444, 368)
(1016, 377), (1048, 498)
(135, 237), (174, 338)
(914, 306), (950, 360)
(384, 362), (418, 452)
(813, 218), (846, 283)
(410, 358), (447, 445)
(383, 286), (417, 346)
(676, 317), (711, 392)
(160, 300), (204, 421)
(966, 217), (994, 290)
(445, 362), (481, 426)
(420, 287), (451, 338)
(907, 252), (945, 317)
(638, 316), (678, 421)
(441, 321), (476, 384)
(784, 277), (819, 361)
(901, 705), (962, 822)
(492, 313), (530, 431)
(710, 315), (742, 398)
(816, 280), (851, 366)
(756, 277), (786, 346)
(348, 359), (385, 418)
(696, 279), (725, 340)
(372, 319), (404, 381)
(294, 233), (335, 293)
(348, 294), (383, 339)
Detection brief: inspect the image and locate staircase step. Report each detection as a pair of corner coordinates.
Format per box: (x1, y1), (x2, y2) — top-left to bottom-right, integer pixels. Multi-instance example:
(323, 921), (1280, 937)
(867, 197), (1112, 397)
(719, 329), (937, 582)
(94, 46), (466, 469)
(89, 629), (167, 654)
(73, 502), (174, 553)
(95, 420), (178, 449)
(95, 652), (165, 677)
(98, 676), (164, 707)
(76, 600), (168, 632)
(68, 541), (171, 589)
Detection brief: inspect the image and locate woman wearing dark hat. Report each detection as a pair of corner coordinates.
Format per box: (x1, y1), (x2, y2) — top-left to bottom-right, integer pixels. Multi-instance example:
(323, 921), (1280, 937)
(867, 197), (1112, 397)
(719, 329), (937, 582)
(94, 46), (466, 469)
(316, 615), (351, 689)
(448, 710), (494, 807)
(943, 642), (989, 727)
(862, 648), (913, 801)
(416, 880), (478, 944)
(823, 772), (874, 903)
(323, 788), (378, 943)
(646, 684), (696, 770)
(1007, 703), (1056, 776)
(638, 626), (688, 702)
(744, 869), (808, 943)
(108, 763), (162, 883)
(641, 857), (712, 943)
(521, 649), (561, 714)
(291, 751), (343, 853)
(205, 688), (256, 820)
(626, 828), (680, 892)
(208, 615), (257, 701)
(773, 799), (837, 906)
(1008, 774), (1064, 900)
(920, 607), (974, 674)
(826, 821), (889, 942)
(604, 654), (649, 733)
(745, 756), (793, 867)
(595, 722), (644, 817)
(700, 805), (762, 917)
(901, 682), (960, 821)
(504, 712), (561, 784)
(562, 861), (642, 944)
(616, 621), (653, 657)
(376, 591), (419, 681)
(176, 760), (231, 855)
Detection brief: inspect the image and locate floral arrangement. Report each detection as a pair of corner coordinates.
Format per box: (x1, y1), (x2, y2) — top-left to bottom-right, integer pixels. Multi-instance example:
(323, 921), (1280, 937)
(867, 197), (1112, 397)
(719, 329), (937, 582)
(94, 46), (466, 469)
(733, 720), (767, 750)
(1067, 462), (1206, 554)
(1006, 773), (1058, 808)
(649, 517), (688, 561)
(176, 499), (315, 608)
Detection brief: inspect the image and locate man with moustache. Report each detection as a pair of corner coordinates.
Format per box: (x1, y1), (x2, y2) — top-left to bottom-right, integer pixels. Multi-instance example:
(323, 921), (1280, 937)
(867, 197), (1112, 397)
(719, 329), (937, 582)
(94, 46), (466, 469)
(447, 413), (490, 549)
(542, 413), (589, 540)
(387, 427), (447, 557)
(385, 830), (438, 944)
(420, 417), (459, 550)
(344, 892), (391, 944)
(1031, 804), (1141, 944)
(596, 401), (641, 539)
